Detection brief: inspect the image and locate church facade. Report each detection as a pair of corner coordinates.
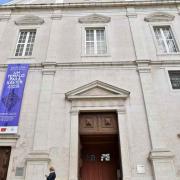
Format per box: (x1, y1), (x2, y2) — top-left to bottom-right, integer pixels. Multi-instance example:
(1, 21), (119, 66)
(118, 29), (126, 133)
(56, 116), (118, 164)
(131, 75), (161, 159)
(0, 0), (180, 180)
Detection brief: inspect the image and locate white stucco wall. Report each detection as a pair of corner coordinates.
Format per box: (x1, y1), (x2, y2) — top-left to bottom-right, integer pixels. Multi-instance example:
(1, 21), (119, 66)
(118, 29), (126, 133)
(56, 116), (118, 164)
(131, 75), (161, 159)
(0, 1), (180, 180)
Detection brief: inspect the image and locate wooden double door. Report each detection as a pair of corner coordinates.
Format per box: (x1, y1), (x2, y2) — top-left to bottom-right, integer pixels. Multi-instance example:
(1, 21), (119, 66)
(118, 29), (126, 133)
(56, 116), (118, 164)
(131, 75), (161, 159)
(0, 147), (11, 180)
(79, 112), (122, 180)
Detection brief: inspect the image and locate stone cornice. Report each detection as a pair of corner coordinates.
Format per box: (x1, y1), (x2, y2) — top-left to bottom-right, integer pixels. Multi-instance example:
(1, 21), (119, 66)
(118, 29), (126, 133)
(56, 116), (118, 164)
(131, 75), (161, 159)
(0, 14), (11, 21)
(70, 109), (79, 115)
(26, 151), (50, 162)
(51, 14), (62, 20)
(0, 134), (20, 147)
(116, 107), (126, 114)
(1, 60), (180, 69)
(0, 134), (20, 139)
(149, 149), (174, 160)
(136, 60), (151, 73)
(0, 1), (180, 10)
(42, 62), (56, 75)
(126, 7), (137, 18)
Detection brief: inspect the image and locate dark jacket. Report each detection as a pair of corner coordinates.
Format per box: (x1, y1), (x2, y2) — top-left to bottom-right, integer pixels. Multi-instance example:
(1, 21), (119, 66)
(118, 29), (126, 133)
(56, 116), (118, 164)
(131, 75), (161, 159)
(46, 171), (56, 180)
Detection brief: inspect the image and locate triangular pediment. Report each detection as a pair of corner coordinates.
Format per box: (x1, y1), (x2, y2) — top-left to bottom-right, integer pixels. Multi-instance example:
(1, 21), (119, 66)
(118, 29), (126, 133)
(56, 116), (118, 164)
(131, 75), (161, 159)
(15, 15), (44, 25)
(65, 80), (130, 100)
(144, 12), (175, 22)
(79, 14), (111, 24)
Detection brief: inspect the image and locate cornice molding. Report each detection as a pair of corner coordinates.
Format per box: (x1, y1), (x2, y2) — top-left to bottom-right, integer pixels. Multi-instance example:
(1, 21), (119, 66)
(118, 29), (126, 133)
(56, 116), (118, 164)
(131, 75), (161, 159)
(1, 1), (179, 10)
(79, 14), (111, 24)
(70, 109), (79, 115)
(149, 149), (174, 160)
(51, 14), (62, 20)
(126, 7), (137, 18)
(26, 151), (50, 162)
(0, 15), (10, 21)
(15, 15), (44, 25)
(0, 134), (19, 147)
(42, 62), (56, 75)
(136, 60), (151, 73)
(144, 12), (175, 22)
(1, 60), (180, 69)
(116, 107), (126, 114)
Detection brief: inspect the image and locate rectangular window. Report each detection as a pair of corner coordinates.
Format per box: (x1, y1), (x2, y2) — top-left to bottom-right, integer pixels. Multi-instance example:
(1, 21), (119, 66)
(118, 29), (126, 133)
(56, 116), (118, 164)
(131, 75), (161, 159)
(168, 71), (180, 89)
(15, 30), (36, 56)
(153, 26), (179, 53)
(85, 28), (107, 55)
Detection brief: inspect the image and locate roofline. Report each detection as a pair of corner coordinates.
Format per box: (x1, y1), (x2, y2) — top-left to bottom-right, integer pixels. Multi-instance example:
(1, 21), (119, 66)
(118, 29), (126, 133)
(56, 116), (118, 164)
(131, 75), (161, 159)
(0, 0), (180, 10)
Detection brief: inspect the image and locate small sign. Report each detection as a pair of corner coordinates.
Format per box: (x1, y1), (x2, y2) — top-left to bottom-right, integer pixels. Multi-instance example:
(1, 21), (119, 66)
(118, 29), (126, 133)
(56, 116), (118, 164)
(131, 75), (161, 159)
(137, 165), (145, 174)
(15, 167), (24, 176)
(87, 154), (96, 161)
(101, 153), (110, 162)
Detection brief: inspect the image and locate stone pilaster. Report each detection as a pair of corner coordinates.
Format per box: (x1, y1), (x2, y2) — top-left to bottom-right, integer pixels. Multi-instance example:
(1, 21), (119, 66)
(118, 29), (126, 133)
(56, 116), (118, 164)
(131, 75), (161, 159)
(46, 10), (62, 62)
(33, 62), (56, 151)
(25, 152), (50, 180)
(25, 63), (56, 180)
(117, 109), (131, 180)
(150, 150), (176, 180)
(127, 7), (149, 60)
(68, 109), (79, 180)
(136, 60), (176, 180)
(0, 13), (11, 48)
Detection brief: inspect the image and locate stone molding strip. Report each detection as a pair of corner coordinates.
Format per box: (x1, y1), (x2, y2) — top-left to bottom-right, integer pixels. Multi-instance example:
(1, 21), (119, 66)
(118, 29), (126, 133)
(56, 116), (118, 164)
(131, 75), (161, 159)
(0, 1), (180, 10)
(51, 14), (62, 20)
(149, 149), (174, 160)
(0, 14), (11, 21)
(1, 60), (180, 69)
(0, 134), (19, 147)
(41, 62), (56, 75)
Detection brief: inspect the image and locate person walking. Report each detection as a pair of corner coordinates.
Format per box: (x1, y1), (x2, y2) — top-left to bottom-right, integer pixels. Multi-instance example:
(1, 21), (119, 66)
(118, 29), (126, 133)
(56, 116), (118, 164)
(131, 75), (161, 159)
(45, 166), (56, 180)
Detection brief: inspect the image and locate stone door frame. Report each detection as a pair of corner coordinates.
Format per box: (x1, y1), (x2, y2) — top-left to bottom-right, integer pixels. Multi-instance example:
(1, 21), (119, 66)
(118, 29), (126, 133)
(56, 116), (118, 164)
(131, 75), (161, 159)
(68, 106), (131, 180)
(65, 80), (131, 180)
(0, 134), (19, 180)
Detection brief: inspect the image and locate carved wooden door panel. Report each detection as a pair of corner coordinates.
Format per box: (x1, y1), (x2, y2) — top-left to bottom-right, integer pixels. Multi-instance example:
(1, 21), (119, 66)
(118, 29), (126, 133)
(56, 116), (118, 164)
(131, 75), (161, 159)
(0, 147), (11, 180)
(79, 112), (118, 135)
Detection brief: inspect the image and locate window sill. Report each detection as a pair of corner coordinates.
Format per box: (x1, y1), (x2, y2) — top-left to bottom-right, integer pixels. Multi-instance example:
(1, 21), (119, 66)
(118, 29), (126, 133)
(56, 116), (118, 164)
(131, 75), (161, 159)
(8, 56), (35, 60)
(157, 52), (180, 56)
(169, 88), (180, 93)
(81, 53), (111, 57)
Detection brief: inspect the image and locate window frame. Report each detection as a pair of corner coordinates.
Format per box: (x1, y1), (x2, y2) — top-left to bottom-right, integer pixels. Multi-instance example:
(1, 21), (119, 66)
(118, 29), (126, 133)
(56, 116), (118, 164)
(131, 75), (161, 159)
(149, 22), (180, 56)
(15, 29), (36, 57)
(10, 26), (39, 60)
(85, 27), (106, 55)
(166, 67), (180, 92)
(81, 24), (110, 57)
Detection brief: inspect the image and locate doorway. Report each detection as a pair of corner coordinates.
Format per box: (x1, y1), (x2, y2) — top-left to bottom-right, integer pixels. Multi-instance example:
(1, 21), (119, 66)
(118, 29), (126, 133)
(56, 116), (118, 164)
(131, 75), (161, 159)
(0, 146), (11, 180)
(79, 112), (122, 180)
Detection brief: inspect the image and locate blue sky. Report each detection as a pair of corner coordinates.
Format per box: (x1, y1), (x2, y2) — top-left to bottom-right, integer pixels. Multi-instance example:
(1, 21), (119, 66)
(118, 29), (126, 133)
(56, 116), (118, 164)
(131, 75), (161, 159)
(0, 0), (11, 4)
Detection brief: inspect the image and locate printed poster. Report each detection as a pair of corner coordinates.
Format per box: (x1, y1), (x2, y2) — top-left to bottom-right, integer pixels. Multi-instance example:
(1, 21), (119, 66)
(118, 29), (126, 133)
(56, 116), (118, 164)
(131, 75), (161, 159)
(0, 64), (29, 133)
